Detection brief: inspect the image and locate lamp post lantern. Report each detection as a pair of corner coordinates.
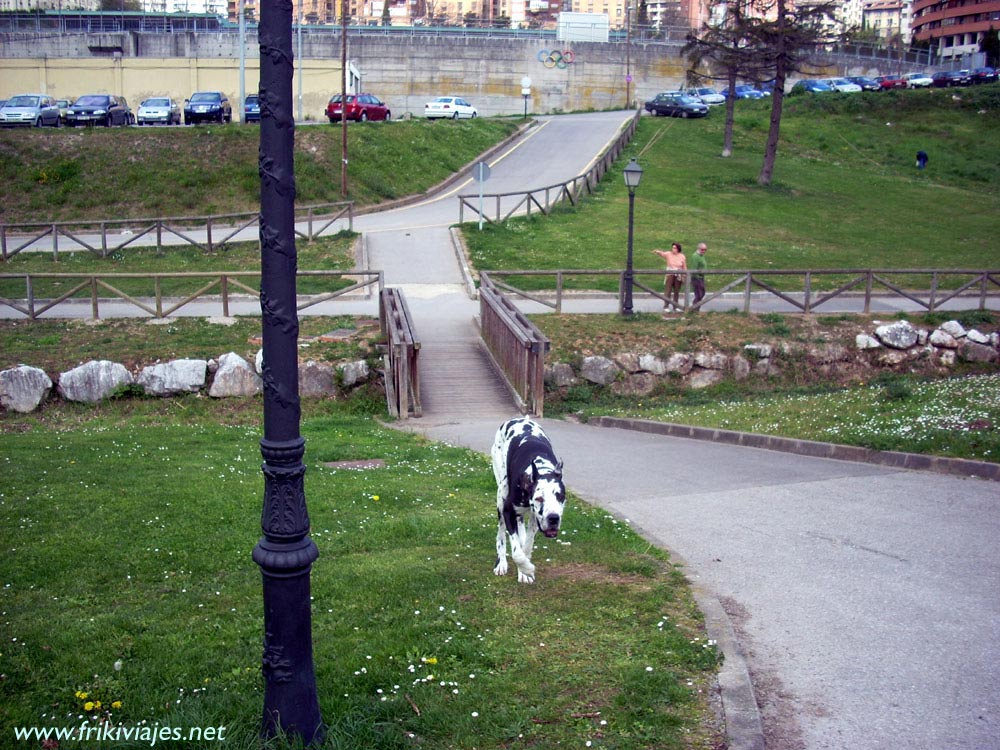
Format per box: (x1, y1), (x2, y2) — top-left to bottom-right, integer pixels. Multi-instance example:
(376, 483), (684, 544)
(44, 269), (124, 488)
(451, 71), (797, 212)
(621, 157), (643, 316)
(521, 75), (531, 119)
(252, 0), (324, 744)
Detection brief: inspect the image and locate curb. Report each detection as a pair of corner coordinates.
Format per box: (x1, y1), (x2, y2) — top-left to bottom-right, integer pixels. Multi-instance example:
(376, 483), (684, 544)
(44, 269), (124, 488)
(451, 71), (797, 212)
(588, 417), (1000, 482)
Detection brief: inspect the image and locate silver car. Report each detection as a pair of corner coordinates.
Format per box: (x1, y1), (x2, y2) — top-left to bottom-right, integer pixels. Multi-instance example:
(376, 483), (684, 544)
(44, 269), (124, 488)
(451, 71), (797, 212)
(137, 97), (181, 125)
(0, 93), (61, 127)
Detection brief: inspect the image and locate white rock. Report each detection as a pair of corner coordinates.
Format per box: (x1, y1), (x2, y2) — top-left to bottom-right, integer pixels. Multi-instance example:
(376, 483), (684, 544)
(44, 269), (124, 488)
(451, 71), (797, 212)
(0, 365), (52, 413)
(58, 360), (133, 403)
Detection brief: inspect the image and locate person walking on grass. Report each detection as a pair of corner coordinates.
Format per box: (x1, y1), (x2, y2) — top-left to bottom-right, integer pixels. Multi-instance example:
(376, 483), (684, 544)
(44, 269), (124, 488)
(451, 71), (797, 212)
(652, 243), (686, 313)
(691, 242), (708, 311)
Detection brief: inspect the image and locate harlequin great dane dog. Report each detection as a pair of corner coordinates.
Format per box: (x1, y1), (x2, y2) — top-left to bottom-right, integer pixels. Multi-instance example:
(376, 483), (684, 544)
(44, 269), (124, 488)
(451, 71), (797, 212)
(491, 417), (566, 584)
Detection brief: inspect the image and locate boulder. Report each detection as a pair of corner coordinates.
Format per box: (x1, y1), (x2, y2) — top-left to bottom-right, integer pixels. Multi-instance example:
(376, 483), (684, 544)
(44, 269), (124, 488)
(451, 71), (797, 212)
(664, 352), (694, 375)
(855, 334), (881, 350)
(579, 356), (618, 386)
(338, 360), (371, 389)
(255, 348), (265, 374)
(937, 349), (957, 367)
(688, 369), (725, 389)
(874, 320), (918, 350)
(743, 343), (773, 359)
(611, 372), (658, 397)
(929, 329), (959, 349)
(137, 359), (207, 396)
(808, 343), (849, 364)
(208, 353), (262, 398)
(613, 352), (641, 373)
(694, 352), (728, 370)
(966, 329), (991, 345)
(58, 360), (133, 403)
(731, 355), (751, 381)
(939, 320), (966, 339)
(877, 350), (909, 366)
(638, 353), (667, 376)
(299, 361), (337, 398)
(958, 340), (999, 364)
(545, 362), (577, 388)
(0, 365), (52, 413)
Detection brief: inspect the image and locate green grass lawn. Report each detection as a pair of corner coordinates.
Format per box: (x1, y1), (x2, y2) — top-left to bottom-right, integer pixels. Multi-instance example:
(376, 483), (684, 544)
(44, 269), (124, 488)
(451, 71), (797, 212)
(0, 402), (722, 750)
(463, 87), (1000, 292)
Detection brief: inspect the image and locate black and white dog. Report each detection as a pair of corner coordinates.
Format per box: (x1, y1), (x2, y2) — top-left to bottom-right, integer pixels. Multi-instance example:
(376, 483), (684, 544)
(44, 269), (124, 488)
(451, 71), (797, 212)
(491, 417), (566, 584)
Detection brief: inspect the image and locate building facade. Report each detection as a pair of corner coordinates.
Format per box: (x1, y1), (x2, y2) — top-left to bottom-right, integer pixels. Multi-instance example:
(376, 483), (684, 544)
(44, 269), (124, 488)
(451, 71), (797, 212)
(910, 0), (1000, 59)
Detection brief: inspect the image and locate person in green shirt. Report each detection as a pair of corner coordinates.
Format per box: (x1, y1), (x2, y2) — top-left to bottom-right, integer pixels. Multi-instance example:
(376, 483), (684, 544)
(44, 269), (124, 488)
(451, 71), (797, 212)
(691, 242), (708, 311)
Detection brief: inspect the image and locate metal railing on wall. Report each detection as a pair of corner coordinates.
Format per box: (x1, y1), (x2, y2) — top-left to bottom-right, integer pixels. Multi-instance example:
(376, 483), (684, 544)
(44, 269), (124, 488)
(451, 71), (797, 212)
(0, 269), (381, 320)
(479, 271), (550, 417)
(0, 202), (354, 260)
(485, 268), (1000, 315)
(458, 109), (640, 226)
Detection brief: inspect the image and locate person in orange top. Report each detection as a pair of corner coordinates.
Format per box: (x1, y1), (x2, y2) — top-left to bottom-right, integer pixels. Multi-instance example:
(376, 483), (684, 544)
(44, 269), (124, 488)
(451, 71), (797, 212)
(652, 242), (687, 312)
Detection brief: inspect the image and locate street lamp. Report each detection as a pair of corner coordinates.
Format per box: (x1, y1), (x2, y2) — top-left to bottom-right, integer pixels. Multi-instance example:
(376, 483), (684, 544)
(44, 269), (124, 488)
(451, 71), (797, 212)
(521, 75), (531, 119)
(621, 157), (643, 315)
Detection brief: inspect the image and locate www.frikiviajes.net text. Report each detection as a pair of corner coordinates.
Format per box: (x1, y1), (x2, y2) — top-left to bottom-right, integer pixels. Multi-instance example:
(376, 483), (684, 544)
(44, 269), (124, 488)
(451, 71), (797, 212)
(13, 722), (227, 746)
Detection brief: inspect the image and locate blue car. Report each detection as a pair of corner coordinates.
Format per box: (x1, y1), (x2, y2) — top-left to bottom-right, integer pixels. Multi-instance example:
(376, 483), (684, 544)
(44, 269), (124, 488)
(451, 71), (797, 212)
(724, 84), (766, 100)
(243, 94), (260, 124)
(790, 79), (834, 95)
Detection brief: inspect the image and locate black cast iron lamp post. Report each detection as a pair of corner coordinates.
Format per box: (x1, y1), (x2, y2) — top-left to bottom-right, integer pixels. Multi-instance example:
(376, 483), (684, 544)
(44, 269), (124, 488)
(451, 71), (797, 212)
(622, 157), (643, 316)
(251, 0), (324, 744)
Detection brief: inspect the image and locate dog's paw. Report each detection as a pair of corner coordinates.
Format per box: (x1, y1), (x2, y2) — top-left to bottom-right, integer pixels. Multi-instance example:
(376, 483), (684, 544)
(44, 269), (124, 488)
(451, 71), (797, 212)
(493, 559), (508, 576)
(517, 570), (536, 584)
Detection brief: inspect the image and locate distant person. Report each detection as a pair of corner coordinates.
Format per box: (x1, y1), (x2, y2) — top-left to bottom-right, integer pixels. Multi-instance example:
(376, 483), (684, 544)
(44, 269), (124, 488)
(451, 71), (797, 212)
(916, 150), (928, 170)
(652, 242), (687, 313)
(691, 242), (708, 310)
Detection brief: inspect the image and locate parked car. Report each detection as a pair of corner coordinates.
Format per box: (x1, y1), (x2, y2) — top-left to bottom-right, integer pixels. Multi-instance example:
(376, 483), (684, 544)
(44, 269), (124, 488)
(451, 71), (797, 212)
(756, 81), (777, 95)
(65, 94), (131, 127)
(243, 94), (260, 123)
(0, 93), (61, 127)
(932, 70), (971, 87)
(874, 74), (907, 90)
(724, 84), (766, 99)
(822, 78), (862, 92)
(136, 97), (180, 125)
(423, 96), (478, 119)
(326, 93), (391, 122)
(644, 92), (709, 118)
(687, 87), (725, 105)
(969, 66), (997, 84)
(847, 76), (881, 91)
(184, 91), (232, 124)
(903, 72), (933, 88)
(54, 98), (73, 124)
(790, 79), (834, 94)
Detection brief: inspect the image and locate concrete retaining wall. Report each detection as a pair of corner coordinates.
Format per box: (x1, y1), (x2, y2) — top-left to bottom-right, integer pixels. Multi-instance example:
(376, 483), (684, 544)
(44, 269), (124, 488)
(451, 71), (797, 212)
(0, 32), (870, 119)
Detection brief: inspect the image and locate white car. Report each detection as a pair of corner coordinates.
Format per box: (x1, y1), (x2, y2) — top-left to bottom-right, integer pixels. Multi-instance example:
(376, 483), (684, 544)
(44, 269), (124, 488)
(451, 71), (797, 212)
(689, 87), (726, 105)
(137, 97), (181, 125)
(424, 96), (478, 120)
(823, 78), (862, 93)
(904, 72), (934, 88)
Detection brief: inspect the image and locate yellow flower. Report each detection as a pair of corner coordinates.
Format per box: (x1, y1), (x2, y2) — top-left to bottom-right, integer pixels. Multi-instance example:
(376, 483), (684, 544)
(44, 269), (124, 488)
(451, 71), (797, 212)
(75, 691), (88, 700)
(111, 701), (122, 709)
(93, 701), (102, 710)
(422, 656), (438, 665)
(372, 495), (380, 501)
(84, 701), (94, 711)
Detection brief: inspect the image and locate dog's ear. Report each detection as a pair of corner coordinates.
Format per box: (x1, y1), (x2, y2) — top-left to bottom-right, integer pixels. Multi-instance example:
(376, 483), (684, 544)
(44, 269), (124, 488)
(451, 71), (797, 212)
(555, 459), (564, 478)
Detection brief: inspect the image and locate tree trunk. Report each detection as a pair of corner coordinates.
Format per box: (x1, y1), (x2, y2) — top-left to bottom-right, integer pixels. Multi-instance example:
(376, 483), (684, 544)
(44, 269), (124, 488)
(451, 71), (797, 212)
(757, 71), (785, 185)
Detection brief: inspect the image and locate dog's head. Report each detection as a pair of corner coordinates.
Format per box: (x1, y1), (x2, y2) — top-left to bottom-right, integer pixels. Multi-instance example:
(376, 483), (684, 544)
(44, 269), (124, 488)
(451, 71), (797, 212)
(519, 458), (566, 538)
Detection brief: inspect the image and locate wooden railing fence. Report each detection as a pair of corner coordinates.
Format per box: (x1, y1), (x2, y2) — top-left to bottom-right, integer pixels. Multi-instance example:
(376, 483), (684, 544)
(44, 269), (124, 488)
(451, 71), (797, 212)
(486, 268), (1000, 315)
(0, 202), (354, 260)
(457, 110), (640, 226)
(0, 269), (382, 320)
(378, 287), (421, 419)
(479, 271), (550, 417)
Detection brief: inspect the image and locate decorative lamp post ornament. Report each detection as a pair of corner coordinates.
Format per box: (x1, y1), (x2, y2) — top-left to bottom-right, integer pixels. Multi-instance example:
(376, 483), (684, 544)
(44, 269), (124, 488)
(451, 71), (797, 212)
(622, 157), (643, 315)
(252, 0), (324, 744)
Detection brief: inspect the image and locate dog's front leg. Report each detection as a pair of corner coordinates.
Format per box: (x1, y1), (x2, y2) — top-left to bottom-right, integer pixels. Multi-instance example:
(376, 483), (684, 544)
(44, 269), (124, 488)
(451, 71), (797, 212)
(500, 505), (535, 583)
(494, 510), (509, 577)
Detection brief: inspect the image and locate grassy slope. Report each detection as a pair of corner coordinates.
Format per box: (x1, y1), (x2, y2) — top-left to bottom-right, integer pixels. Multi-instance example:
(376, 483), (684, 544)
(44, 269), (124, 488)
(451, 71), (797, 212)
(0, 118), (520, 222)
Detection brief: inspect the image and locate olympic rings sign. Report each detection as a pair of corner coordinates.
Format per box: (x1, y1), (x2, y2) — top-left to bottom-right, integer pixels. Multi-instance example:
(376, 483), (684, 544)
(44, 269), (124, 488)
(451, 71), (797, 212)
(537, 49), (576, 69)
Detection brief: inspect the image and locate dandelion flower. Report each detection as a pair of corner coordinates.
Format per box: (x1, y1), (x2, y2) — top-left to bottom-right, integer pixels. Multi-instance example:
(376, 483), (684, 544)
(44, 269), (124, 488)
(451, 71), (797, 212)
(84, 701), (94, 711)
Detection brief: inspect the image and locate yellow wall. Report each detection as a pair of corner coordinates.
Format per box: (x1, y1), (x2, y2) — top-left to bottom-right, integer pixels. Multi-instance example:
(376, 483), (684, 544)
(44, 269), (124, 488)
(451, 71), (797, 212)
(0, 58), (343, 122)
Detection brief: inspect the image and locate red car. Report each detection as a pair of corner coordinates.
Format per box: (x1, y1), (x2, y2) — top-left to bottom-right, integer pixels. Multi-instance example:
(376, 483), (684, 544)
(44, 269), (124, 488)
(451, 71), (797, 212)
(326, 93), (391, 123)
(874, 75), (907, 90)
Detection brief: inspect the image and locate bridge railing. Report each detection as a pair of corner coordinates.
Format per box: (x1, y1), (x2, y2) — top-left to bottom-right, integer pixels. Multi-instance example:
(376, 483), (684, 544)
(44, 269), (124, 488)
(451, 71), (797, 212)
(479, 271), (550, 417)
(379, 287), (421, 419)
(0, 201), (354, 260)
(458, 109), (640, 226)
(0, 269), (381, 320)
(485, 268), (1000, 315)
